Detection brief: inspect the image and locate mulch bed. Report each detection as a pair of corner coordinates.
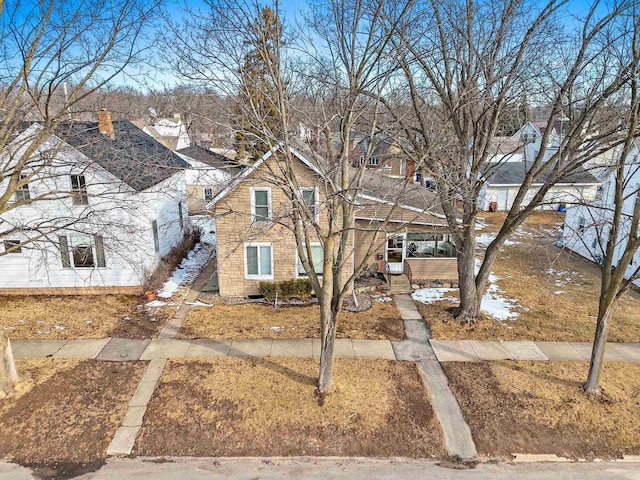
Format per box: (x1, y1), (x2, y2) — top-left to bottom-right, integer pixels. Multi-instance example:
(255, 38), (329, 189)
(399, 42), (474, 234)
(0, 359), (146, 475)
(134, 358), (445, 458)
(442, 361), (640, 460)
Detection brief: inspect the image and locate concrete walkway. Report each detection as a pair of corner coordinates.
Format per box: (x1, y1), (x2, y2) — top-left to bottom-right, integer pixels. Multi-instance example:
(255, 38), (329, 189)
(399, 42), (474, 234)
(10, 337), (397, 360)
(391, 294), (478, 460)
(430, 340), (640, 362)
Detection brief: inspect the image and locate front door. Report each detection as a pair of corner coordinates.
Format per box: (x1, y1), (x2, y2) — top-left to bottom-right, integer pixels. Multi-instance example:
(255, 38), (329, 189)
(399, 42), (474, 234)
(386, 234), (405, 274)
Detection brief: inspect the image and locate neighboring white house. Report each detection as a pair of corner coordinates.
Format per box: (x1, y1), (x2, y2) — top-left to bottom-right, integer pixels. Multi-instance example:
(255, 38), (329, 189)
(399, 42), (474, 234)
(562, 143), (640, 287)
(478, 120), (601, 211)
(135, 114), (192, 151)
(175, 145), (243, 214)
(0, 113), (189, 294)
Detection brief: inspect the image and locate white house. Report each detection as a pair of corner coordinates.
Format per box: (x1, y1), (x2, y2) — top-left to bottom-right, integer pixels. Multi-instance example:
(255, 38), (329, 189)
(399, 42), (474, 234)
(562, 143), (640, 287)
(0, 112), (189, 294)
(175, 145), (243, 214)
(478, 120), (601, 211)
(136, 114), (192, 151)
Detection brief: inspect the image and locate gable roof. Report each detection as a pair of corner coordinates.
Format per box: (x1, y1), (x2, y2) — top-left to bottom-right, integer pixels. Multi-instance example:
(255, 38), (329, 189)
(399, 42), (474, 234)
(176, 145), (242, 174)
(58, 121), (189, 191)
(485, 161), (601, 186)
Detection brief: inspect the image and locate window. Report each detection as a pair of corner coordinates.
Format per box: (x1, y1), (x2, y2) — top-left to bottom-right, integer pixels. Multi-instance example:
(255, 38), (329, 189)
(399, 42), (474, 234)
(297, 243), (324, 277)
(14, 175), (30, 202)
(178, 202), (183, 229)
(300, 187), (319, 220)
(359, 156), (365, 166)
(400, 159), (407, 175)
(59, 234), (106, 268)
(245, 243), (273, 279)
(70, 174), (88, 205)
(591, 237), (598, 249)
(578, 217), (586, 233)
(3, 240), (21, 254)
(152, 220), (160, 253)
(406, 233), (457, 258)
(251, 187), (271, 223)
(204, 188), (214, 201)
(368, 156), (379, 166)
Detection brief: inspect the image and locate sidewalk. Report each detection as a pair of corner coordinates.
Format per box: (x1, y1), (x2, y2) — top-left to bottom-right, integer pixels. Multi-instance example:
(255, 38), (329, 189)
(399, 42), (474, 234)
(430, 339), (640, 362)
(9, 337), (397, 360)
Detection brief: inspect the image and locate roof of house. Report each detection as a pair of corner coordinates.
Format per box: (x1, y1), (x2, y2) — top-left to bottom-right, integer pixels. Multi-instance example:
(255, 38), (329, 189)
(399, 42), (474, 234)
(57, 121), (189, 191)
(176, 145), (242, 174)
(208, 143), (452, 225)
(484, 160), (601, 186)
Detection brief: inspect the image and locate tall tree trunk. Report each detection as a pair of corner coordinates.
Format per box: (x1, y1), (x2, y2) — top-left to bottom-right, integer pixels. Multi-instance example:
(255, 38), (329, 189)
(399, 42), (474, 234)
(456, 232), (481, 322)
(318, 294), (338, 393)
(0, 331), (19, 397)
(584, 299), (615, 395)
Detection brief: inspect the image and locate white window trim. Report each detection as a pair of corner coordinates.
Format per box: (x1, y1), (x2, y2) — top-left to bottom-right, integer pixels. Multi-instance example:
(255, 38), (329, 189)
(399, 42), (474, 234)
(69, 174), (89, 205)
(250, 186), (272, 224)
(368, 156), (379, 166)
(296, 242), (323, 278)
(244, 242), (274, 280)
(299, 186), (320, 223)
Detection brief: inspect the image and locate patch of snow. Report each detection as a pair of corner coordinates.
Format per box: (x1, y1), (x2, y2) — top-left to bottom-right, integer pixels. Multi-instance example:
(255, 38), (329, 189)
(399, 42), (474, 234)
(476, 233), (518, 248)
(376, 296), (393, 303)
(184, 301), (213, 307)
(156, 243), (213, 299)
(145, 300), (167, 307)
(190, 216), (217, 245)
(270, 326), (283, 332)
(53, 325), (65, 330)
(412, 288), (457, 304)
(554, 290), (566, 295)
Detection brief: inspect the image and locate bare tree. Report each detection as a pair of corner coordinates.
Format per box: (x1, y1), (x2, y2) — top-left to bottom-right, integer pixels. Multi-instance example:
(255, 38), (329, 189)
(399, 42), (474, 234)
(1, 0), (162, 243)
(388, 0), (640, 321)
(166, 0), (433, 393)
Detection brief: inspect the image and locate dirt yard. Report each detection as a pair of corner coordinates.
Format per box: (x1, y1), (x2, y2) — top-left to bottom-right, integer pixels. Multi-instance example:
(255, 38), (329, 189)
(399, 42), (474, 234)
(0, 295), (170, 339)
(178, 300), (404, 340)
(134, 358), (444, 458)
(416, 212), (640, 342)
(0, 359), (146, 475)
(443, 361), (640, 460)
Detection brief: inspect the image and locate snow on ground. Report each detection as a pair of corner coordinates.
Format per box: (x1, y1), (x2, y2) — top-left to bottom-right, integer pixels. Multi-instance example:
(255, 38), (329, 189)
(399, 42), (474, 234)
(412, 260), (520, 321)
(545, 267), (583, 287)
(145, 300), (167, 307)
(190, 215), (217, 245)
(155, 243), (213, 299)
(475, 232), (518, 248)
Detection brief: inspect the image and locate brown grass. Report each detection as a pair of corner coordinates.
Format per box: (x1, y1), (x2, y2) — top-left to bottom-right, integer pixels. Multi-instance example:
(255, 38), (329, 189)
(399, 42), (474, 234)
(443, 361), (640, 459)
(178, 300), (404, 340)
(0, 359), (146, 471)
(134, 358), (444, 458)
(0, 295), (169, 339)
(418, 238), (640, 342)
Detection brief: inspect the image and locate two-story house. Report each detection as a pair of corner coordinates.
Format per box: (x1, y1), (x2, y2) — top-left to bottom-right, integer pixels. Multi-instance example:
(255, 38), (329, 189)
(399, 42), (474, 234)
(0, 111), (189, 294)
(208, 145), (457, 297)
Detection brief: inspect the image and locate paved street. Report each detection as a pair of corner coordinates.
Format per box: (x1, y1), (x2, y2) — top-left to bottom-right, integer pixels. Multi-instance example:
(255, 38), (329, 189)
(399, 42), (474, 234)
(2, 458), (640, 480)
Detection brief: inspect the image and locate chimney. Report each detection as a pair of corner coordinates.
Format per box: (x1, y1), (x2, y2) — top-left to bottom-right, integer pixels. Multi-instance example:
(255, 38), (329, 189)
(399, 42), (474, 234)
(97, 108), (115, 139)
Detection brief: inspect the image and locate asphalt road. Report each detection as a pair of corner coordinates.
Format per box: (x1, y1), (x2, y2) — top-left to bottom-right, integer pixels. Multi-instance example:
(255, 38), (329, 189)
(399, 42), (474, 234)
(2, 458), (640, 480)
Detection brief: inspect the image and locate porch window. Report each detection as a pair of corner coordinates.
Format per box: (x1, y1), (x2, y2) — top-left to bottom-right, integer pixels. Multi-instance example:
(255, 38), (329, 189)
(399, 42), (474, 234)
(406, 233), (456, 258)
(245, 243), (273, 279)
(297, 243), (324, 277)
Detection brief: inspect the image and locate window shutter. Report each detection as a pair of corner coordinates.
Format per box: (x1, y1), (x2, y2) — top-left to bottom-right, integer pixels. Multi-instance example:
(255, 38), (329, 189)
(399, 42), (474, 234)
(95, 235), (106, 267)
(59, 236), (71, 267)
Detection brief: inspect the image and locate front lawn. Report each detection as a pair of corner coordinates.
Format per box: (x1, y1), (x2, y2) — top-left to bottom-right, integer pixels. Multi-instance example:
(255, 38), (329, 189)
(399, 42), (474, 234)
(178, 300), (404, 340)
(0, 295), (169, 339)
(416, 238), (640, 342)
(134, 358), (444, 458)
(0, 359), (146, 474)
(442, 361), (640, 460)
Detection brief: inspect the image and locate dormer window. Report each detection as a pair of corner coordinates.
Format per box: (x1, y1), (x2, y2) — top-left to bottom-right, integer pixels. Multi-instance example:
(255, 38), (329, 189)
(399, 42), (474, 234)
(70, 174), (88, 205)
(251, 187), (271, 223)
